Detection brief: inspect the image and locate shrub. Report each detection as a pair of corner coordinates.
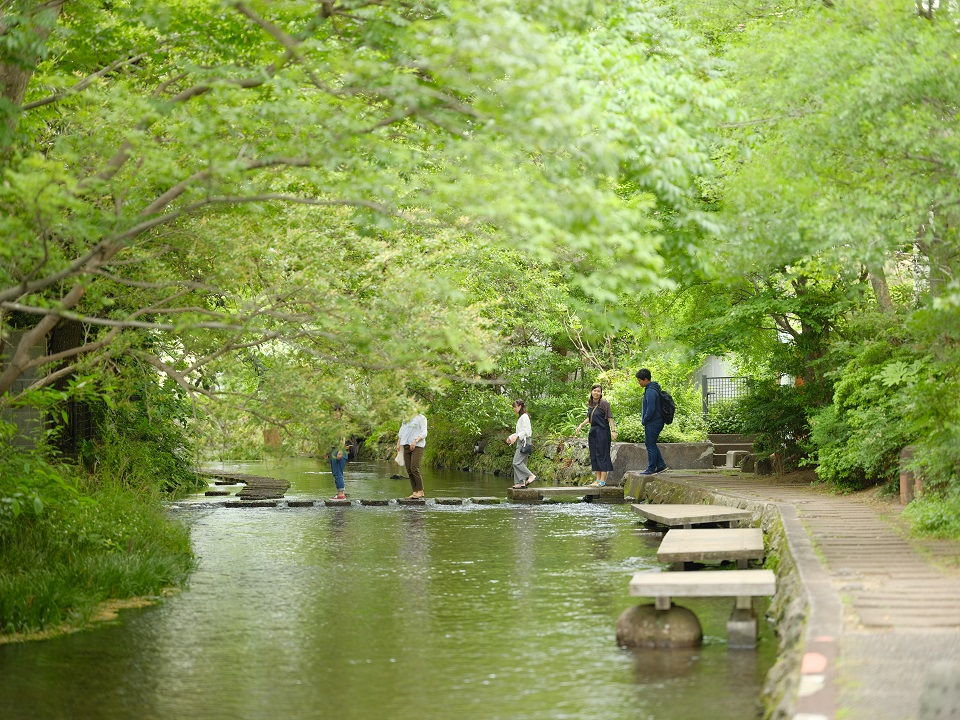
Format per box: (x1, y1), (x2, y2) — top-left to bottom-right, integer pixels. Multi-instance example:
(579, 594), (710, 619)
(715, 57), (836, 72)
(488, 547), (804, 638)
(809, 342), (920, 492)
(0, 468), (194, 635)
(707, 398), (747, 434)
(902, 493), (960, 539)
(739, 381), (811, 471)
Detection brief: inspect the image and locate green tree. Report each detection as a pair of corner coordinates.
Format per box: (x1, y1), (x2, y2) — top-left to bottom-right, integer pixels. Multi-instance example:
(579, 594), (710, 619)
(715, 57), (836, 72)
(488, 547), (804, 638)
(2, 0), (729, 444)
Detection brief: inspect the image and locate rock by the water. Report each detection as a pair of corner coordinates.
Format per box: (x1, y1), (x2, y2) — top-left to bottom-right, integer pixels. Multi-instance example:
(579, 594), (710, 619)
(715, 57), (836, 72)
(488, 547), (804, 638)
(615, 604), (702, 649)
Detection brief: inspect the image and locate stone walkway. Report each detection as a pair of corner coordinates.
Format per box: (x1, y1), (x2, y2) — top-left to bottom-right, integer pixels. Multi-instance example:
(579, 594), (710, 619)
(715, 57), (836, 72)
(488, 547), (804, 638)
(662, 470), (960, 720)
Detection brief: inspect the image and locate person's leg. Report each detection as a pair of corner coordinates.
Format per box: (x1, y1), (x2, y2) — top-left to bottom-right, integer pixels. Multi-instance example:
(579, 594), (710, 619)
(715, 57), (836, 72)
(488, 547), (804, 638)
(408, 446), (424, 496)
(403, 446), (415, 492)
(329, 456), (345, 499)
(643, 424), (659, 473)
(648, 421), (666, 471)
(598, 471), (608, 483)
(512, 446), (533, 487)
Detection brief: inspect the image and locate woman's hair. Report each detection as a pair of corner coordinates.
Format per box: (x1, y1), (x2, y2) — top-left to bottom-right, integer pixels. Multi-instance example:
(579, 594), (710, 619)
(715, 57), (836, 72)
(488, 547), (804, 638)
(588, 384), (603, 405)
(512, 399), (528, 416)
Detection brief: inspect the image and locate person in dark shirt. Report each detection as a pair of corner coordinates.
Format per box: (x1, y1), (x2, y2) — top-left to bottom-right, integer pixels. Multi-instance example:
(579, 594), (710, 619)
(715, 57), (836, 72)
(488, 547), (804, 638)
(576, 384), (617, 486)
(636, 368), (667, 475)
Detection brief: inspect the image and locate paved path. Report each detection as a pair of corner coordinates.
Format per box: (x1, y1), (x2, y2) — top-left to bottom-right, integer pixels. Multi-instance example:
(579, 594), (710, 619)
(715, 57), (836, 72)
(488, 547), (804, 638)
(664, 470), (960, 720)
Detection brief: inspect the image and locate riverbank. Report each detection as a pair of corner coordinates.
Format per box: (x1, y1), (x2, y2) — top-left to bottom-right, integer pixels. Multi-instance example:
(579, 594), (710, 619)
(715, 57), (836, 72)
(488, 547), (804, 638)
(633, 468), (960, 720)
(0, 479), (195, 641)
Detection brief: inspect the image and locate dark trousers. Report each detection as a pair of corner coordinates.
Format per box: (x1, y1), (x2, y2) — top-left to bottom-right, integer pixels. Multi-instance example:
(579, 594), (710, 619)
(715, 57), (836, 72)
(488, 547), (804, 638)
(644, 421), (665, 472)
(330, 454), (346, 491)
(403, 445), (424, 492)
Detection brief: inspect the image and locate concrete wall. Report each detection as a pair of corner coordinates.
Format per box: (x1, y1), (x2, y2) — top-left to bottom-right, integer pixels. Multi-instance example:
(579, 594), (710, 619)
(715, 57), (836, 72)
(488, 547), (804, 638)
(609, 442), (714, 485)
(0, 329), (46, 448)
(544, 439), (715, 486)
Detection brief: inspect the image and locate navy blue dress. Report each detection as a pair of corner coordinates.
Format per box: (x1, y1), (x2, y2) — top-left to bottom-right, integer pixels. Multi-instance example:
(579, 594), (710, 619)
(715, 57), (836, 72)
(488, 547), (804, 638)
(587, 399), (614, 472)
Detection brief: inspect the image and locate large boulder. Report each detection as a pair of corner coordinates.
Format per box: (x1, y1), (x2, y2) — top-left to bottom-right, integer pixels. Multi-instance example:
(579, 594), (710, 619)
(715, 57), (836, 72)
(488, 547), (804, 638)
(615, 604), (703, 649)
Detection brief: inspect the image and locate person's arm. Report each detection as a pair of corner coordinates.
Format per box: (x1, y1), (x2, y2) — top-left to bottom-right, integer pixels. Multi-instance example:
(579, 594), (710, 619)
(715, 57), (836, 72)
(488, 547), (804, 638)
(576, 410), (588, 433)
(508, 416), (522, 444)
(641, 388), (653, 424)
(605, 401), (617, 439)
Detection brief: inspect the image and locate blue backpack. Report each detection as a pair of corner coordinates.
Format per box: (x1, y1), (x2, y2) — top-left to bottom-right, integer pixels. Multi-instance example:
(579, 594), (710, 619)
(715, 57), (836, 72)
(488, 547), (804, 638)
(659, 389), (676, 425)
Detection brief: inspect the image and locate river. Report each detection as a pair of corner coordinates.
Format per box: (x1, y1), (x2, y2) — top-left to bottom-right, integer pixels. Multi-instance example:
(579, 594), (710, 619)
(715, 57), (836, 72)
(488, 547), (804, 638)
(0, 458), (776, 719)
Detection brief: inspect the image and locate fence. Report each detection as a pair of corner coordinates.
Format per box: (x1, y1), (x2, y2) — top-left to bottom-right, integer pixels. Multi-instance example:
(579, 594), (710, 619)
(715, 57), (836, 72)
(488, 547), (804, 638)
(701, 376), (751, 417)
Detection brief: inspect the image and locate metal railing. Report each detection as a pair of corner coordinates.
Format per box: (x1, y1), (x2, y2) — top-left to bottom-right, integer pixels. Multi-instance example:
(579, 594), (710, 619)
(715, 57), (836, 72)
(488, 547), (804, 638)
(702, 376), (750, 417)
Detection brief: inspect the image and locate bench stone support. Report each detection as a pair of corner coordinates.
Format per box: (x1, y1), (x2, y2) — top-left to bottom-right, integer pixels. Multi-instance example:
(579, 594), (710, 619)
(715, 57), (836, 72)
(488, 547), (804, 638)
(727, 606), (758, 649)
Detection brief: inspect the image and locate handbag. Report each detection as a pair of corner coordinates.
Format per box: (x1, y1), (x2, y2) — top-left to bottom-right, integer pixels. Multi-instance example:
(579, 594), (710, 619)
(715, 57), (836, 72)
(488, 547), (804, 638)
(395, 447), (405, 466)
(519, 437), (533, 455)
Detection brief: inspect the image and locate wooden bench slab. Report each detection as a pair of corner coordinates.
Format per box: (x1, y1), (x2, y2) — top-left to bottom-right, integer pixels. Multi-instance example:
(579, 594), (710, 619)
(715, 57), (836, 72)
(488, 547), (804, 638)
(629, 569), (776, 598)
(631, 503), (753, 528)
(657, 528), (764, 565)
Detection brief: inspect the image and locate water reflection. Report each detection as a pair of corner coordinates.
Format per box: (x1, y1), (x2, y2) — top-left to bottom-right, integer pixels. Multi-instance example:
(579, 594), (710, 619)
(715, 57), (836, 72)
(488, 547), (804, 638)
(0, 460), (775, 720)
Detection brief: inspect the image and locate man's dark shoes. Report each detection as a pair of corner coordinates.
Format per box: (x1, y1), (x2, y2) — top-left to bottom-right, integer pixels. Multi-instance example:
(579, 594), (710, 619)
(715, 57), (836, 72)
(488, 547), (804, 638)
(656, 466), (668, 474)
(641, 470), (656, 476)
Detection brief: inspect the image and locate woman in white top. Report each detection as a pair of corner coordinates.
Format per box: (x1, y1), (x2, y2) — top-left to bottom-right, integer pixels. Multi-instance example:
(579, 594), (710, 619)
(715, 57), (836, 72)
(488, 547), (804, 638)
(397, 412), (428, 499)
(507, 399), (536, 489)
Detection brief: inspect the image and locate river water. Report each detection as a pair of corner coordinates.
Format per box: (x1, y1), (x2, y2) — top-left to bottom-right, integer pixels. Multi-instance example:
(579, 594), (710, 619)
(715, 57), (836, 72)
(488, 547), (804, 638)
(0, 458), (776, 719)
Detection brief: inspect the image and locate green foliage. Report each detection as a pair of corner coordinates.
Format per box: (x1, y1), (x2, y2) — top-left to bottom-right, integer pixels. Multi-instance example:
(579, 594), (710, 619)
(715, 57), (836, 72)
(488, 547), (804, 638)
(0, 444), (194, 635)
(707, 398), (747, 434)
(739, 382), (811, 470)
(0, 438), (81, 531)
(0, 474), (193, 634)
(78, 365), (200, 495)
(614, 415), (646, 444)
(902, 493), (960, 540)
(809, 341), (928, 492)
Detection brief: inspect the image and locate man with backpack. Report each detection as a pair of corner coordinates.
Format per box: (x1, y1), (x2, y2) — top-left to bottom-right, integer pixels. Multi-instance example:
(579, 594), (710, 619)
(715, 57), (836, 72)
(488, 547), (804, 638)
(636, 368), (669, 475)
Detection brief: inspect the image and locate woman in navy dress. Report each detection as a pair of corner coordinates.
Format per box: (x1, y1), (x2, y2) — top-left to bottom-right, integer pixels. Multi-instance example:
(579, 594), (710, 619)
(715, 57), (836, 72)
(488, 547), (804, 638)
(576, 384), (617, 486)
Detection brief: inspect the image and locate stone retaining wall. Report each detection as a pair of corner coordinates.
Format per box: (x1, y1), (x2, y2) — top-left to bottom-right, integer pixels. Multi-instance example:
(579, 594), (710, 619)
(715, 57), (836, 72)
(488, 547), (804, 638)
(543, 439), (715, 485)
(626, 471), (806, 720)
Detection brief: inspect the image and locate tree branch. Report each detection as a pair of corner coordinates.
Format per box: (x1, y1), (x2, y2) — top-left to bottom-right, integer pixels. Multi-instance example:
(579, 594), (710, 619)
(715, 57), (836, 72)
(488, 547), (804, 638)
(21, 52), (149, 111)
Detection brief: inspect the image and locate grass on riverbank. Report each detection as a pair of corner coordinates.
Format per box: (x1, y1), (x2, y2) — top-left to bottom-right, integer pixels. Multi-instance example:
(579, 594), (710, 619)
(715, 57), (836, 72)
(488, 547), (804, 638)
(902, 493), (960, 540)
(0, 476), (195, 638)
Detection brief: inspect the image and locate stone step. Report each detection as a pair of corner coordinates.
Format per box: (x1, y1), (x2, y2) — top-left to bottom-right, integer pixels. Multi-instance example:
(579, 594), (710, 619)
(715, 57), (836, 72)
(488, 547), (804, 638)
(632, 503), (754, 528)
(707, 434), (757, 444)
(629, 568), (776, 599)
(712, 442), (755, 454)
(657, 528), (765, 566)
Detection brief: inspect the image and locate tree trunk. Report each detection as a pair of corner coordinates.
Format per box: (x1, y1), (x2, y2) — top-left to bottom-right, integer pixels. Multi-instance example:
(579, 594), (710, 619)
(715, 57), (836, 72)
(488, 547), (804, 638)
(867, 261), (894, 312)
(0, 2), (66, 138)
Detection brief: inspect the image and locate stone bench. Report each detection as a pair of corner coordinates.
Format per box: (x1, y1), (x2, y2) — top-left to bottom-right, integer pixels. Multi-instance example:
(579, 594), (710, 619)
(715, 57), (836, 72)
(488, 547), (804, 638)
(631, 503), (753, 528)
(627, 568), (776, 648)
(725, 450), (750, 468)
(657, 528), (765, 570)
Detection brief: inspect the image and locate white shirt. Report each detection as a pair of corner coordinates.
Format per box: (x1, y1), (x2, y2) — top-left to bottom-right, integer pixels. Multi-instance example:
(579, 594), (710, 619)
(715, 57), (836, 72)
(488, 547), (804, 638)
(510, 413), (531, 443)
(398, 414), (427, 448)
